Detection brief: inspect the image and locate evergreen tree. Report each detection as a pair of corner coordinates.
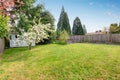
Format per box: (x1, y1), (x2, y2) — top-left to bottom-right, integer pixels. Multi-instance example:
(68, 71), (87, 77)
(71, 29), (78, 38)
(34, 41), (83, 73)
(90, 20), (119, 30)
(56, 6), (71, 38)
(72, 17), (84, 35)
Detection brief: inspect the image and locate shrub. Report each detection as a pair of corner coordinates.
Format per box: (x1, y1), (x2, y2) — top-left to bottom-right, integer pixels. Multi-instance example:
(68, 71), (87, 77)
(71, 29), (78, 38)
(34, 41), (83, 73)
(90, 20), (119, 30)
(57, 30), (69, 44)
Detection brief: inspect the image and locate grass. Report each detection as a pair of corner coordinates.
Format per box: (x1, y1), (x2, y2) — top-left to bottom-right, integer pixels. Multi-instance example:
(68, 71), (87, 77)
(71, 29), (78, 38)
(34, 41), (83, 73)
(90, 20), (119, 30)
(0, 43), (120, 80)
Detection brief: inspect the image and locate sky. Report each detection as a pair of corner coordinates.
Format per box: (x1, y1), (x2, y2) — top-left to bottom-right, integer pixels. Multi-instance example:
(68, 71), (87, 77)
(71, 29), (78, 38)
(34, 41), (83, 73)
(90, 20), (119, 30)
(36, 0), (120, 32)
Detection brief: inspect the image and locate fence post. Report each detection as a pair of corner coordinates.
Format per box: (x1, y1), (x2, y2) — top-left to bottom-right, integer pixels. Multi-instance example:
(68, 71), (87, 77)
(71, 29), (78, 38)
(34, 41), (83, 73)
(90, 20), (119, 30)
(0, 38), (5, 54)
(109, 33), (112, 43)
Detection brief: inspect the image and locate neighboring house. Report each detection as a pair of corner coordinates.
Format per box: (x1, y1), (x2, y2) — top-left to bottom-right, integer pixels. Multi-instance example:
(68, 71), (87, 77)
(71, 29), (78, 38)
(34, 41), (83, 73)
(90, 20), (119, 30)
(10, 37), (36, 48)
(9, 22), (36, 47)
(86, 32), (104, 35)
(86, 31), (109, 35)
(10, 27), (36, 47)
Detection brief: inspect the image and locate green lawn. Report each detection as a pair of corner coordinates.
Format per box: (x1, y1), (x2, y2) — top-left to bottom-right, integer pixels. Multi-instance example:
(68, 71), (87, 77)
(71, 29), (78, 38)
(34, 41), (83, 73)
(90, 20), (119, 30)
(0, 43), (120, 80)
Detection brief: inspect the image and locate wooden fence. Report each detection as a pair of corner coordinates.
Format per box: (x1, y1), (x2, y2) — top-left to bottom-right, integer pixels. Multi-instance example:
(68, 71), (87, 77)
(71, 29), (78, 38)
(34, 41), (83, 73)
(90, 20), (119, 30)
(68, 34), (120, 44)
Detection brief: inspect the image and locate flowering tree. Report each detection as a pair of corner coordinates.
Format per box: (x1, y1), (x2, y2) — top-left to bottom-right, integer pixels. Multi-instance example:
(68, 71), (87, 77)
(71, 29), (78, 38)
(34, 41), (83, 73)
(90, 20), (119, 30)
(16, 21), (54, 50)
(0, 0), (14, 16)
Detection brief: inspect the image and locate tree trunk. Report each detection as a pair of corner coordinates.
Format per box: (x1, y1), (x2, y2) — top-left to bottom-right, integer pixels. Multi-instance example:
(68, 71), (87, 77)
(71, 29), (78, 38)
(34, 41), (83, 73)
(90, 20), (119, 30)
(28, 43), (32, 50)
(0, 38), (5, 54)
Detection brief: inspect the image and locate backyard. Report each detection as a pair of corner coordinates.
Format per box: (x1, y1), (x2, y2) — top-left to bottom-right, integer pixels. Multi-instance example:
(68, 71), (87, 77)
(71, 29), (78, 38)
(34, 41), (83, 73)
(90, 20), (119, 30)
(0, 43), (120, 80)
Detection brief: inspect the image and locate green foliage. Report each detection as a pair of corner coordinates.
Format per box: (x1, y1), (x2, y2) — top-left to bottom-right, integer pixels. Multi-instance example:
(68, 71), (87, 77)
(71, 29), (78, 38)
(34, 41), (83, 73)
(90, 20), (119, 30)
(40, 10), (55, 28)
(0, 44), (120, 79)
(109, 23), (120, 34)
(0, 14), (9, 38)
(18, 14), (32, 32)
(58, 30), (69, 44)
(56, 6), (71, 38)
(0, 14), (9, 54)
(13, 1), (54, 32)
(14, 0), (36, 13)
(40, 10), (55, 43)
(18, 4), (54, 30)
(26, 4), (44, 25)
(72, 17), (84, 35)
(8, 0), (36, 34)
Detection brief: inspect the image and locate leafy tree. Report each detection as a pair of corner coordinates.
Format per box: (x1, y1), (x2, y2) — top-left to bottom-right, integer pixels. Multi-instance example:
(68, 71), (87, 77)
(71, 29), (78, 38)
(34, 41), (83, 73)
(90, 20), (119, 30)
(12, 1), (55, 43)
(109, 23), (120, 34)
(14, 2), (54, 32)
(40, 10), (55, 29)
(13, 0), (38, 32)
(72, 17), (84, 35)
(13, 0), (36, 13)
(17, 14), (31, 32)
(39, 10), (55, 44)
(56, 6), (71, 38)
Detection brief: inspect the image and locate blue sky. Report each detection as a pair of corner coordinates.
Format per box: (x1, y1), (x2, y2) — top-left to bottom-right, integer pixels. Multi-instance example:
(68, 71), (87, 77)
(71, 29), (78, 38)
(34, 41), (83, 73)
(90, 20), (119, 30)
(36, 0), (120, 32)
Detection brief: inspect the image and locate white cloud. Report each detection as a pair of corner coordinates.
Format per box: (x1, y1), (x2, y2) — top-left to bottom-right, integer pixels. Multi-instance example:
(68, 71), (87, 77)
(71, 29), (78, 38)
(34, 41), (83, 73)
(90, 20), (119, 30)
(111, 4), (115, 8)
(106, 12), (120, 20)
(89, 2), (94, 6)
